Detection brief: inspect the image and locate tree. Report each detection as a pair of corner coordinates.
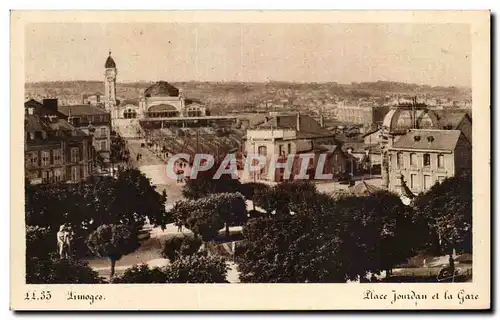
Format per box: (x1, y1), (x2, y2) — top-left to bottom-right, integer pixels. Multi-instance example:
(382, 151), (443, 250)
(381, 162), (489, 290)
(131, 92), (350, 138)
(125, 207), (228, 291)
(162, 236), (202, 262)
(108, 169), (169, 230)
(112, 264), (168, 283)
(26, 254), (104, 284)
(164, 253), (228, 283)
(186, 208), (224, 242)
(239, 182), (271, 211)
(26, 225), (55, 259)
(414, 170), (472, 271)
(87, 224), (141, 278)
(171, 193), (247, 238)
(252, 180), (319, 216)
(215, 193), (247, 236)
(25, 168), (169, 257)
(238, 190), (419, 283)
(182, 165), (242, 199)
(333, 191), (420, 278)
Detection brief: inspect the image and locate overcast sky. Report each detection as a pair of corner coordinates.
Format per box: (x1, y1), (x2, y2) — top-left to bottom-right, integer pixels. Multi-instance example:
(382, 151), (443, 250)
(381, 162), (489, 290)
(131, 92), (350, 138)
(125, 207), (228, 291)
(25, 23), (471, 87)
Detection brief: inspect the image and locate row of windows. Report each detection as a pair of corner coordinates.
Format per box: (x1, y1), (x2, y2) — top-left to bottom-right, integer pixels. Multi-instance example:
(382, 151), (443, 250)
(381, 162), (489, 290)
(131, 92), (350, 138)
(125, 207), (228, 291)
(28, 165), (85, 183)
(27, 148), (80, 167)
(393, 152), (445, 169)
(70, 115), (110, 126)
(93, 127), (108, 137)
(95, 140), (108, 151)
(408, 174), (447, 191)
(257, 143), (293, 157)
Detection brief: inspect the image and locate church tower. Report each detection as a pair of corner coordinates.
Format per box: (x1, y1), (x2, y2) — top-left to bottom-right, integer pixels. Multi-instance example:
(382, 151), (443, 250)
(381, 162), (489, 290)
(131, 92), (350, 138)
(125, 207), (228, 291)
(104, 51), (117, 113)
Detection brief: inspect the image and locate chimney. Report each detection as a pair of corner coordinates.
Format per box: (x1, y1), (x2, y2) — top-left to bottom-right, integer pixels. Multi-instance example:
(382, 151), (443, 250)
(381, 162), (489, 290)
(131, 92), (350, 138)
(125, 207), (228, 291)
(320, 113), (325, 128)
(296, 113), (301, 131)
(42, 98), (58, 113)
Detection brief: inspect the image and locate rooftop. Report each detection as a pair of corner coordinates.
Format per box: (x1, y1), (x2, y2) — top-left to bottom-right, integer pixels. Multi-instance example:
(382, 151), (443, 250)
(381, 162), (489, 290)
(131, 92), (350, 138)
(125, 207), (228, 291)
(58, 104), (109, 116)
(25, 112), (88, 145)
(390, 129), (464, 151)
(105, 53), (116, 68)
(144, 81), (180, 98)
(253, 114), (334, 139)
(434, 110), (471, 129)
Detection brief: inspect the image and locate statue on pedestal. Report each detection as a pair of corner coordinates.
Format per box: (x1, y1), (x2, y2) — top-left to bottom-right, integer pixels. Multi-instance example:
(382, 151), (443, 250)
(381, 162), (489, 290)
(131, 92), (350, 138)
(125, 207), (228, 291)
(57, 223), (73, 259)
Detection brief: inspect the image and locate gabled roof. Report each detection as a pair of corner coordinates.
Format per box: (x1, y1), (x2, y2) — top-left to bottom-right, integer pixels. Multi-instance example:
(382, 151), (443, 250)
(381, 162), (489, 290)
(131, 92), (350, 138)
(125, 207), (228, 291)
(58, 105), (109, 116)
(390, 129), (464, 151)
(434, 110), (471, 129)
(255, 114), (334, 139)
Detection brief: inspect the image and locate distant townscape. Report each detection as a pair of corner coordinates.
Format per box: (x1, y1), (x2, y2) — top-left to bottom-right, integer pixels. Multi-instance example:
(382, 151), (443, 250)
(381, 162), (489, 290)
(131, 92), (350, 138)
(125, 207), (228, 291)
(25, 51), (472, 285)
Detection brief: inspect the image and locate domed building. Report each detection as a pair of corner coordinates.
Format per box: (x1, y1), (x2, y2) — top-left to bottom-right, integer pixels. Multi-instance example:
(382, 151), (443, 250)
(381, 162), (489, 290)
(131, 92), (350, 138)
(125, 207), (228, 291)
(379, 101), (440, 189)
(102, 53), (207, 123)
(380, 103), (440, 144)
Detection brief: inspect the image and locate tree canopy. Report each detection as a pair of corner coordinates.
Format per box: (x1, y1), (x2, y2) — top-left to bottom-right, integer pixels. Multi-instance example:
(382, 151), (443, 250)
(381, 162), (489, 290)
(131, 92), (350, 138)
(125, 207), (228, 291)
(26, 254), (104, 284)
(171, 192), (247, 239)
(182, 165), (242, 199)
(87, 224), (141, 278)
(414, 170), (472, 256)
(238, 185), (419, 283)
(25, 168), (169, 258)
(164, 253), (229, 283)
(252, 180), (320, 216)
(162, 236), (202, 262)
(112, 264), (168, 284)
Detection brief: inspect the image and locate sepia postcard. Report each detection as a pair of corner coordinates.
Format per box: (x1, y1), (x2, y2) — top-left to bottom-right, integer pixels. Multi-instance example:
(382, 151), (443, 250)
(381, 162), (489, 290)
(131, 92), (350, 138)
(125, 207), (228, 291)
(10, 10), (490, 310)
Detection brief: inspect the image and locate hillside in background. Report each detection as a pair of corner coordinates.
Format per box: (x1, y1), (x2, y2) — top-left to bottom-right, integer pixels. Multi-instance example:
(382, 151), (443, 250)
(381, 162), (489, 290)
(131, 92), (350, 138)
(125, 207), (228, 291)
(25, 80), (472, 115)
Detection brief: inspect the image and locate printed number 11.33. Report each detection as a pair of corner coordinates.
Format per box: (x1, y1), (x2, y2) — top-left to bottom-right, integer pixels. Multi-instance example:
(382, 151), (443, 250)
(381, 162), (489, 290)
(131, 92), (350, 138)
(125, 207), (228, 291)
(25, 291), (51, 301)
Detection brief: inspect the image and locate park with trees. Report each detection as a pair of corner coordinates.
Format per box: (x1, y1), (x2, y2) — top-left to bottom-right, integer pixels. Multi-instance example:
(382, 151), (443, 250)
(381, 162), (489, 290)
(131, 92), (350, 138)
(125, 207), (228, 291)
(25, 161), (473, 283)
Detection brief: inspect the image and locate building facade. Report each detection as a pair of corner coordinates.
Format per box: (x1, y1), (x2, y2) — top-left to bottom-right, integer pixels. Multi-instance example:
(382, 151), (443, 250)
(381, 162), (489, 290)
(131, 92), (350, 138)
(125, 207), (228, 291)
(244, 113), (339, 181)
(387, 129), (471, 195)
(58, 104), (112, 165)
(25, 100), (94, 184)
(102, 53), (208, 124)
(335, 104), (374, 126)
(380, 105), (441, 189)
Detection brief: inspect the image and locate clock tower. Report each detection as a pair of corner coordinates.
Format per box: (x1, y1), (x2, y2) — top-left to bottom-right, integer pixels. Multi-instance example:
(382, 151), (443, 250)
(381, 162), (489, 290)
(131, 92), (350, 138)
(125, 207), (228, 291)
(104, 51), (117, 115)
